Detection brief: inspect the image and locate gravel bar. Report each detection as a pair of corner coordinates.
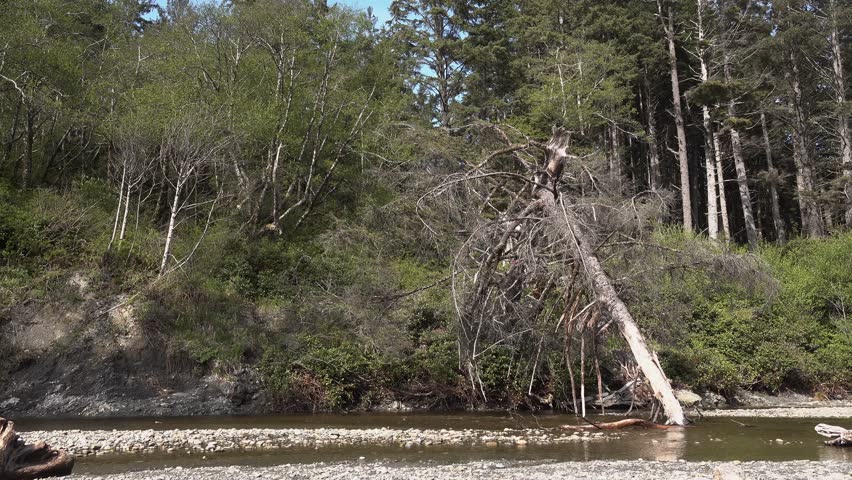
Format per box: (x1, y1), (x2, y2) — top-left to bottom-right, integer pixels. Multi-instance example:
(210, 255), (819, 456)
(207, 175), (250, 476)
(68, 460), (851, 480)
(25, 427), (615, 456)
(701, 407), (852, 418)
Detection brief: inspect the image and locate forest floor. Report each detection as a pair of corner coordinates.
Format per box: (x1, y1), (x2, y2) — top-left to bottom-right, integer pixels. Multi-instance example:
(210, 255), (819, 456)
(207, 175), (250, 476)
(67, 460), (851, 480)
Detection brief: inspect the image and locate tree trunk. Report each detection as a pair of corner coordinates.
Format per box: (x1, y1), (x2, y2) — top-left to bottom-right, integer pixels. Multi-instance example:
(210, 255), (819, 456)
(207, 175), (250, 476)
(703, 109), (719, 241)
(829, 0), (852, 228)
(159, 179), (184, 277)
(725, 59), (758, 250)
(538, 128), (687, 426)
(540, 191), (687, 425)
(696, 0), (718, 240)
(108, 162), (127, 251)
(0, 417), (74, 480)
(119, 181), (131, 241)
(760, 112), (786, 244)
(713, 132), (731, 239)
(660, 4), (692, 231)
(22, 109), (35, 190)
(643, 75), (662, 191)
(789, 50), (824, 237)
(610, 121), (622, 192)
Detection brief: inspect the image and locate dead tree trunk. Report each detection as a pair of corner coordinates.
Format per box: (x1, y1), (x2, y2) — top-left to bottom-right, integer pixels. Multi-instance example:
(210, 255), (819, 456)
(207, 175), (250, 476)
(0, 418), (74, 480)
(815, 424), (851, 447)
(539, 128), (688, 426)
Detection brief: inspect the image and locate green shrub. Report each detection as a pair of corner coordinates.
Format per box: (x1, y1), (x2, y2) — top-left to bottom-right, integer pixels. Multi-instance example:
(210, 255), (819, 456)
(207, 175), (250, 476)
(259, 334), (380, 410)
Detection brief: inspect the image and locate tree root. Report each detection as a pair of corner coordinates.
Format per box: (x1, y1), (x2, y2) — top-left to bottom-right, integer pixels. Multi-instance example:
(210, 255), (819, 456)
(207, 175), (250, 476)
(0, 417), (74, 480)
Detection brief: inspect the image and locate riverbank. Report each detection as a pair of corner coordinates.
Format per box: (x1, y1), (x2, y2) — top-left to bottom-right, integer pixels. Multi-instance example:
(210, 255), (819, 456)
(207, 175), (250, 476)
(67, 460), (851, 480)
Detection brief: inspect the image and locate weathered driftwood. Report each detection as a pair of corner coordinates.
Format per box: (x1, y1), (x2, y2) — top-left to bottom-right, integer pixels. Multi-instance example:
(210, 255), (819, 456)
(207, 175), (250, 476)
(0, 417), (74, 480)
(560, 418), (671, 431)
(538, 127), (687, 426)
(815, 423), (851, 446)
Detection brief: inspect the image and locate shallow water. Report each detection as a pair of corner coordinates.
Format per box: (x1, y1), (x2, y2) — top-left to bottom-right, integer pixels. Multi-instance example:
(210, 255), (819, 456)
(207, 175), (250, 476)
(16, 413), (852, 474)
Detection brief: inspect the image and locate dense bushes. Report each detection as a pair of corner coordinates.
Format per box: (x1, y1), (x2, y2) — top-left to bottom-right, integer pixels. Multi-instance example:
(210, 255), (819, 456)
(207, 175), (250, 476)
(1, 176), (850, 408)
(650, 233), (852, 396)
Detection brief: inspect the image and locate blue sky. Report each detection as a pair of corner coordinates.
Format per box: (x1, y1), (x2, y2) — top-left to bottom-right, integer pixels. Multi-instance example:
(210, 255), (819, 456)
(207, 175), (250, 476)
(151, 0), (392, 24)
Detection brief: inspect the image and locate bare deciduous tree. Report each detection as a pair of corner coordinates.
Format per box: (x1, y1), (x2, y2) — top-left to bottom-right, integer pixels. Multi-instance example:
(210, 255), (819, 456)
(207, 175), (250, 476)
(157, 113), (229, 277)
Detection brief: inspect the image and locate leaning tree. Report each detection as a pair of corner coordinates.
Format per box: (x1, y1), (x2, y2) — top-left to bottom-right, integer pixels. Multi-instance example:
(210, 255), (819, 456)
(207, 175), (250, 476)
(421, 125), (687, 425)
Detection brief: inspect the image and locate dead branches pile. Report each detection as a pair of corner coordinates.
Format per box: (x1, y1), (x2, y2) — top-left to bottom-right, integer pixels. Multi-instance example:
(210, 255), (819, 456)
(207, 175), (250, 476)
(419, 124), (688, 425)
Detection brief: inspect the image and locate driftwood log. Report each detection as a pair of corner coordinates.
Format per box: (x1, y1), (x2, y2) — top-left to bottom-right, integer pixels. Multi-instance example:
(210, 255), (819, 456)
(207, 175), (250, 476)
(815, 423), (851, 446)
(0, 418), (74, 480)
(560, 418), (671, 431)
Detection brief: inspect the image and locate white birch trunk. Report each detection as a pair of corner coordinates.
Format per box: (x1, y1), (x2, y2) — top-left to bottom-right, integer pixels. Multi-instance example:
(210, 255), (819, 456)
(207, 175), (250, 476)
(119, 181), (131, 241)
(108, 163), (126, 251)
(159, 180), (183, 277)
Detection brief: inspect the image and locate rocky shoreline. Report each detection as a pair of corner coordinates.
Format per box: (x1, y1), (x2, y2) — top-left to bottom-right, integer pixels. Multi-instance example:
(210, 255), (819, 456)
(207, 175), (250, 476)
(24, 426), (617, 457)
(701, 406), (852, 418)
(68, 460), (852, 480)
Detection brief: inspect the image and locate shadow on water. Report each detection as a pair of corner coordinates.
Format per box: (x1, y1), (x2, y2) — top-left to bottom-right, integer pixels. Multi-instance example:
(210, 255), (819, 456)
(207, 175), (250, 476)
(15, 413), (851, 474)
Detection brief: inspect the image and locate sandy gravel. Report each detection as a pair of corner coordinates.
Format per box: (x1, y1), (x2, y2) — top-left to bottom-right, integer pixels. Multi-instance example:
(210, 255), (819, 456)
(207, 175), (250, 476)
(701, 406), (852, 418)
(25, 427), (616, 457)
(68, 460), (852, 480)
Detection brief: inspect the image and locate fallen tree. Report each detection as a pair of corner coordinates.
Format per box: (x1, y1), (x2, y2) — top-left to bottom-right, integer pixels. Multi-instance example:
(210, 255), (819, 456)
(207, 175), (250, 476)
(427, 125), (688, 425)
(560, 418), (671, 431)
(538, 128), (686, 425)
(815, 424), (851, 446)
(0, 417), (74, 480)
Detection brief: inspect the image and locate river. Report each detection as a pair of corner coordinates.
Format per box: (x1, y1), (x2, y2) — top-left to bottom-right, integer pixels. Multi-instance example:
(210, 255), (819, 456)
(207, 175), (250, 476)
(16, 412), (851, 475)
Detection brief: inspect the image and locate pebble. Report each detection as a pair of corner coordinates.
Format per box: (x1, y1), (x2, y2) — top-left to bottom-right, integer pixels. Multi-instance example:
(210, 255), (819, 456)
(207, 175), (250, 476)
(65, 461), (850, 480)
(22, 426), (620, 457)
